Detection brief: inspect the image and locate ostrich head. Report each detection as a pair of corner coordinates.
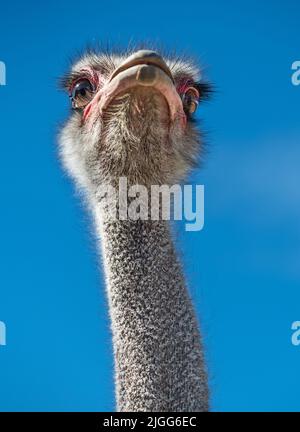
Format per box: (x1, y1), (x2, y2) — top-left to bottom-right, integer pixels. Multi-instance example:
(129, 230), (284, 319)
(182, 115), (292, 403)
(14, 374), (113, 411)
(60, 48), (210, 189)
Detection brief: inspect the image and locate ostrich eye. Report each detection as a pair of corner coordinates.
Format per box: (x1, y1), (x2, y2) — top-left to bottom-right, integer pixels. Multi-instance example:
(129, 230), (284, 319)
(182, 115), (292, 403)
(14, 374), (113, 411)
(182, 88), (199, 115)
(70, 79), (95, 109)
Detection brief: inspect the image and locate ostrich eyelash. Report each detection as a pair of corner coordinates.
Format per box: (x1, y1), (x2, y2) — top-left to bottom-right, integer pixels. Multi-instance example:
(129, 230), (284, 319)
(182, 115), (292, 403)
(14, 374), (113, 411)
(60, 70), (99, 94)
(194, 81), (214, 102)
(59, 72), (82, 91)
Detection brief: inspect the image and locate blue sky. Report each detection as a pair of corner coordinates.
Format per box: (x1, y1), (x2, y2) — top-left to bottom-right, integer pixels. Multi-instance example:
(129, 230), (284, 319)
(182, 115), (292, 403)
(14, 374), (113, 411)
(0, 0), (299, 411)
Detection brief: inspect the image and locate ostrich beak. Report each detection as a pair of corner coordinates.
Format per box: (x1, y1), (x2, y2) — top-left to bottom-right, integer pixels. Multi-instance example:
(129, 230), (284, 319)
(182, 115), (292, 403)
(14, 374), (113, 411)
(83, 50), (186, 124)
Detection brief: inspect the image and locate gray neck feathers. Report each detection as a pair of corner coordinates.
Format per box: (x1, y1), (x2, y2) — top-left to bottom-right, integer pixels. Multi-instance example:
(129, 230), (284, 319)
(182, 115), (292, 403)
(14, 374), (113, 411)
(94, 196), (209, 412)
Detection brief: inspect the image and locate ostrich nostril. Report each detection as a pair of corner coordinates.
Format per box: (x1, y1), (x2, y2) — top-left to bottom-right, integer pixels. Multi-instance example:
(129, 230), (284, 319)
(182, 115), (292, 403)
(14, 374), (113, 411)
(136, 65), (158, 86)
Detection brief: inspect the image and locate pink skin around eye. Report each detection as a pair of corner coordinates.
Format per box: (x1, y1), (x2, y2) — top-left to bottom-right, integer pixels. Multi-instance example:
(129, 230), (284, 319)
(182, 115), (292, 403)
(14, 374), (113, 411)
(177, 80), (200, 99)
(177, 78), (195, 94)
(69, 70), (102, 122)
(177, 83), (189, 94)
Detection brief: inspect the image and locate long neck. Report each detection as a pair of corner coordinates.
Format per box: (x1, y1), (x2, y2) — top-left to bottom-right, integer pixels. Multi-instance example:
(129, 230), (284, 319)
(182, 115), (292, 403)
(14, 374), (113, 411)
(94, 193), (209, 412)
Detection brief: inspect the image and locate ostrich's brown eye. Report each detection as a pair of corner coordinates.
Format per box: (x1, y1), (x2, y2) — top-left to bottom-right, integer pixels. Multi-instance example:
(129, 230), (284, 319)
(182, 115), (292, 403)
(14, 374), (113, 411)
(70, 79), (95, 109)
(182, 88), (199, 115)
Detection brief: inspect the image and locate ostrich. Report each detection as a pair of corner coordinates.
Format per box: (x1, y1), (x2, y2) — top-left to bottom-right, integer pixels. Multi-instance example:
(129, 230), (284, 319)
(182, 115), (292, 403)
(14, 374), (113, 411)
(59, 48), (211, 412)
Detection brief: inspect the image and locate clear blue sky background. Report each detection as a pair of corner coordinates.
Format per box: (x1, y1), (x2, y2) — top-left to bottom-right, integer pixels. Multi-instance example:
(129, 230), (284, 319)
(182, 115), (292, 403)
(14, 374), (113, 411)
(0, 0), (299, 412)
